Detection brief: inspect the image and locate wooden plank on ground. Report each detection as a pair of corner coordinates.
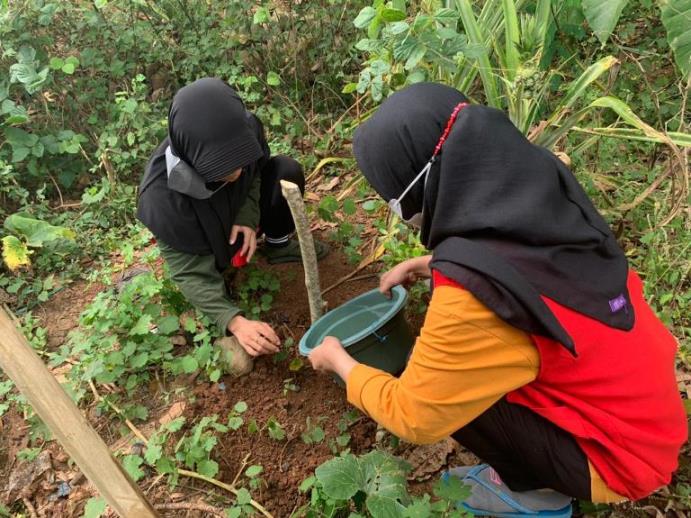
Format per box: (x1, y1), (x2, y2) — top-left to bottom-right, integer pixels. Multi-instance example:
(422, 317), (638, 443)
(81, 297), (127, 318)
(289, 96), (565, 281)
(0, 307), (159, 517)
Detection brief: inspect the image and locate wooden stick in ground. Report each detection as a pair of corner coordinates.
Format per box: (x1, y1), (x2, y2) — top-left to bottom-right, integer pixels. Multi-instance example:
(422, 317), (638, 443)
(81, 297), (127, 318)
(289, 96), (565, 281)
(280, 179), (325, 324)
(0, 307), (159, 518)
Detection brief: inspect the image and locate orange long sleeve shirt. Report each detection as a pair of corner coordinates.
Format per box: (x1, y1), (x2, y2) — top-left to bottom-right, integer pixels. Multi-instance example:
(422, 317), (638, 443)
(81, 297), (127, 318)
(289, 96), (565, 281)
(346, 284), (540, 444)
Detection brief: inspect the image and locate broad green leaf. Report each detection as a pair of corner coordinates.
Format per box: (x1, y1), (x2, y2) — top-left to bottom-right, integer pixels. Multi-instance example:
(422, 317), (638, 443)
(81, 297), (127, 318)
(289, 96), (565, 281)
(235, 488), (252, 505)
(157, 315), (180, 335)
(227, 416), (243, 430)
(433, 475), (470, 501)
(233, 401), (248, 413)
(403, 497), (432, 517)
(288, 357), (304, 371)
(49, 57), (64, 70)
(315, 454), (362, 499)
(129, 314), (152, 335)
(165, 416), (186, 432)
(366, 493), (407, 517)
(354, 6), (377, 28)
(266, 71), (281, 86)
(197, 459), (219, 478)
(130, 352), (149, 369)
(4, 213), (75, 247)
(144, 443), (162, 465)
(245, 465), (263, 477)
(380, 8), (406, 22)
(82, 497), (107, 518)
(434, 7), (459, 26)
(180, 355), (199, 373)
(360, 451), (409, 501)
(121, 454), (144, 481)
(1, 236), (31, 271)
(4, 127), (38, 147)
(342, 82), (358, 94)
(660, 0), (691, 78)
(156, 456), (177, 474)
(298, 475), (316, 492)
(582, 0), (629, 46)
(253, 6), (269, 24)
(404, 45), (427, 70)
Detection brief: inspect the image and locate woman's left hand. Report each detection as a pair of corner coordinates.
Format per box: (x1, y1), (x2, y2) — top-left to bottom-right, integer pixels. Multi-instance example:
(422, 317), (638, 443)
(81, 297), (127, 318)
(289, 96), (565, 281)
(309, 336), (358, 381)
(230, 225), (258, 262)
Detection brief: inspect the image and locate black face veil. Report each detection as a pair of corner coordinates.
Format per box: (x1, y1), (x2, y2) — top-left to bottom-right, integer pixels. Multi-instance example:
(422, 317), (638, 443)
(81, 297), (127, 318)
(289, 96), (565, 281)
(353, 83), (633, 354)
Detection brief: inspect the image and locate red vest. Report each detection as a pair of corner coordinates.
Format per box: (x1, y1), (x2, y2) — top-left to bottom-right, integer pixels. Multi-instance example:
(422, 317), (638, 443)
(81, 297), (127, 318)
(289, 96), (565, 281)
(435, 269), (687, 500)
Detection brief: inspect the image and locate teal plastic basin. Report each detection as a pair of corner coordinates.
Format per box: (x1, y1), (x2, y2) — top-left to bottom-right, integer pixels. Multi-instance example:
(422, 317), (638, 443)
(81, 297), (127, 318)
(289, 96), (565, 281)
(299, 286), (414, 379)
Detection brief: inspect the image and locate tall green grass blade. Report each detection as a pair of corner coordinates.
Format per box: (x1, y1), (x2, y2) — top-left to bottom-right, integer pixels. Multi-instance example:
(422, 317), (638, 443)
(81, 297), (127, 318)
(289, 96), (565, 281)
(659, 0), (691, 79)
(589, 96), (675, 144)
(502, 0), (521, 81)
(571, 127), (691, 147)
(546, 55), (618, 125)
(455, 0), (502, 107)
(534, 94), (690, 150)
(534, 0), (552, 49)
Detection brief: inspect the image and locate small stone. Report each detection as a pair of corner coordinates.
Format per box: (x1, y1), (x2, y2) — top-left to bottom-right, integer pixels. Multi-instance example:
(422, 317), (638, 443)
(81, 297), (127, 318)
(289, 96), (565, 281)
(215, 337), (254, 377)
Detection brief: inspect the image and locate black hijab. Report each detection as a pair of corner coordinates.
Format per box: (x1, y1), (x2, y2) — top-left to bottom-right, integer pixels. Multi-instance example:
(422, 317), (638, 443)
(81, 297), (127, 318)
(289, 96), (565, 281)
(137, 78), (269, 271)
(353, 83), (633, 354)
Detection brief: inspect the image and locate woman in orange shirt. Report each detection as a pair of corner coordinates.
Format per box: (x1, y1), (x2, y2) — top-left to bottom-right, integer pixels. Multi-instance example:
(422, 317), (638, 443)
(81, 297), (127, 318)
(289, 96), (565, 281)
(308, 83), (686, 517)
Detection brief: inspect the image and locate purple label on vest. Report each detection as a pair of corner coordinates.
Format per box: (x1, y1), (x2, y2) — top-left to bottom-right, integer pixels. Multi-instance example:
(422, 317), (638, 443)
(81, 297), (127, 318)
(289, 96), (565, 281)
(609, 294), (627, 313)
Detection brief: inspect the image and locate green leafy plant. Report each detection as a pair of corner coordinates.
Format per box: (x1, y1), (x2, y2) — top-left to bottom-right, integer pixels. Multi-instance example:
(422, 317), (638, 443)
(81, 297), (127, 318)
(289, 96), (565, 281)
(299, 450), (471, 517)
(576, 0), (691, 80)
(234, 266), (280, 319)
(301, 417), (326, 445)
(1, 213), (75, 271)
(283, 378), (300, 396)
(227, 400), (249, 431)
(266, 416), (286, 441)
(175, 415), (229, 478)
(245, 464), (264, 491)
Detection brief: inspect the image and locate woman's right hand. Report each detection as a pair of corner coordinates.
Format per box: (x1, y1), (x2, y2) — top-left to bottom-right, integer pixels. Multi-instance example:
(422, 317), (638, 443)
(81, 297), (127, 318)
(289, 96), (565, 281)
(379, 255), (432, 298)
(227, 315), (280, 356)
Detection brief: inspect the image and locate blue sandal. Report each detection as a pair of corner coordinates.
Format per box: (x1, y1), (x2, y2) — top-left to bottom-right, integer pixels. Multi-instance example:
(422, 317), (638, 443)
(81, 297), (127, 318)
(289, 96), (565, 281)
(441, 465), (573, 518)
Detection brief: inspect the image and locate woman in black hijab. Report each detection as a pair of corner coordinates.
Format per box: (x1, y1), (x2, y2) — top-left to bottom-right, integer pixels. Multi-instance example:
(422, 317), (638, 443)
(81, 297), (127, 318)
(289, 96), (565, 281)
(307, 83), (685, 517)
(138, 78), (327, 358)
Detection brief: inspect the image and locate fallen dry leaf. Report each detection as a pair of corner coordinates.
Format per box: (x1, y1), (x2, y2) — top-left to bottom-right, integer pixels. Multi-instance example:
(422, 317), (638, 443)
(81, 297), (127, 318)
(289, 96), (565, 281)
(400, 438), (457, 481)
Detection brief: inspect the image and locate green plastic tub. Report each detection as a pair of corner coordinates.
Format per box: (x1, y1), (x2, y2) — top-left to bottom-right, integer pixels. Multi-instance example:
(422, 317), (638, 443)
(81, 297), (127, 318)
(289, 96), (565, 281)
(299, 286), (414, 382)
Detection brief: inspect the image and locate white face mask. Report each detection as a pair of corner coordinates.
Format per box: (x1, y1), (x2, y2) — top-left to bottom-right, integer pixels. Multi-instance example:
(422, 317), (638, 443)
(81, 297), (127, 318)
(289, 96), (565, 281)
(388, 160), (431, 227)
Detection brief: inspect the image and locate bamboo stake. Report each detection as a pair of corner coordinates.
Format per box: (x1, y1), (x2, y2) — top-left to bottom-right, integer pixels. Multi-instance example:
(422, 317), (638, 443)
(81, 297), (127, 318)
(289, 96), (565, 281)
(0, 307), (159, 518)
(280, 180), (325, 323)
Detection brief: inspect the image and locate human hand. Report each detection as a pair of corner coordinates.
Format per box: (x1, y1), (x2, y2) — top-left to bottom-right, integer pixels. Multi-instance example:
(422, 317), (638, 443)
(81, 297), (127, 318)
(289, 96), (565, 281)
(228, 315), (280, 356)
(379, 256), (431, 298)
(230, 225), (258, 263)
(309, 336), (358, 381)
